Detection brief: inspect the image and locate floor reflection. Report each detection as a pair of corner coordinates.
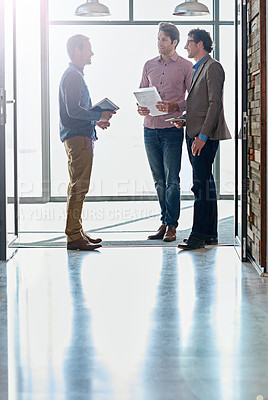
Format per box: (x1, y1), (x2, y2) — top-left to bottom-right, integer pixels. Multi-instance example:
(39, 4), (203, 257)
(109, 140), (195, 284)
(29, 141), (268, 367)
(3, 247), (268, 400)
(0, 262), (8, 400)
(8, 254), (74, 398)
(139, 248), (199, 400)
(178, 249), (226, 400)
(79, 250), (162, 400)
(64, 251), (113, 400)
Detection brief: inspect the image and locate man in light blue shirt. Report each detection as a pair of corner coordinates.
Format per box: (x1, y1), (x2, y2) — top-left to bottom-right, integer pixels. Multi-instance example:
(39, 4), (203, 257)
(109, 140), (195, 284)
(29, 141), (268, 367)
(59, 34), (116, 251)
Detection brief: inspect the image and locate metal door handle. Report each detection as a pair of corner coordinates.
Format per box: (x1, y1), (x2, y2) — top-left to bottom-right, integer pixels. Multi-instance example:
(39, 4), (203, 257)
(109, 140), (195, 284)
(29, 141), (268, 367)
(0, 89), (16, 125)
(0, 88), (6, 125)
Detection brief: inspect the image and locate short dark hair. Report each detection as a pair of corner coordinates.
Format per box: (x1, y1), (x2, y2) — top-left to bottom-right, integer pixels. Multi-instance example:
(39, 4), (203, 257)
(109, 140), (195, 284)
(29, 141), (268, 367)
(188, 28), (214, 53)
(66, 34), (89, 60)
(159, 22), (180, 48)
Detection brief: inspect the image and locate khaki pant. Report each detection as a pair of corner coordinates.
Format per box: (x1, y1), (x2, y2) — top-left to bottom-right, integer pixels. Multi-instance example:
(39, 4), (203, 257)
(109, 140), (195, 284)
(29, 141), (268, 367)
(64, 136), (94, 242)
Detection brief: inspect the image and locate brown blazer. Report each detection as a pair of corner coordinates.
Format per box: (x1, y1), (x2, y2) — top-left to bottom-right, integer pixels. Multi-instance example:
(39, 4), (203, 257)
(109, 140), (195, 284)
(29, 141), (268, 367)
(186, 55), (231, 141)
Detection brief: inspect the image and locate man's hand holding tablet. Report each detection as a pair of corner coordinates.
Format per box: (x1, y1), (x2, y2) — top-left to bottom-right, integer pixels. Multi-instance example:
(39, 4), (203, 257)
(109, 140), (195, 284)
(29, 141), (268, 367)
(165, 116), (186, 129)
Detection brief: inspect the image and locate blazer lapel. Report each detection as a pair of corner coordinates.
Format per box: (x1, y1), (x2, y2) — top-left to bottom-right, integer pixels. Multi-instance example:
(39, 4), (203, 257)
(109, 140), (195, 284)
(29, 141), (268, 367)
(188, 56), (210, 94)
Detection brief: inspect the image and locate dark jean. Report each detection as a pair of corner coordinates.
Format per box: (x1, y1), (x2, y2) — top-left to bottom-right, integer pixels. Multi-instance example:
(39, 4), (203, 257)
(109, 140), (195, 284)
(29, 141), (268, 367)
(144, 127), (184, 228)
(186, 134), (219, 241)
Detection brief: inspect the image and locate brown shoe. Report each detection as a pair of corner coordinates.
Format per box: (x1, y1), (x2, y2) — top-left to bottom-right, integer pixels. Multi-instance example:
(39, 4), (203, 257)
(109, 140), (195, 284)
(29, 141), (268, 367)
(67, 236), (102, 251)
(163, 226), (176, 242)
(83, 232), (102, 244)
(147, 224), (166, 240)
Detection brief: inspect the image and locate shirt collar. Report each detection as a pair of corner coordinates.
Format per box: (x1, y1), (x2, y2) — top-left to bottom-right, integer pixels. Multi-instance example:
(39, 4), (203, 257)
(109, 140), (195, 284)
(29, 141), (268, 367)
(158, 52), (179, 63)
(69, 62), (84, 75)
(192, 54), (209, 71)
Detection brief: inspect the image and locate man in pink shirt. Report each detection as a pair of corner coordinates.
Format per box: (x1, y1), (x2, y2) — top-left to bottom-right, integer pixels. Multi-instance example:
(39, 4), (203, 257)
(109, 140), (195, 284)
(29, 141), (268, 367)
(137, 22), (193, 242)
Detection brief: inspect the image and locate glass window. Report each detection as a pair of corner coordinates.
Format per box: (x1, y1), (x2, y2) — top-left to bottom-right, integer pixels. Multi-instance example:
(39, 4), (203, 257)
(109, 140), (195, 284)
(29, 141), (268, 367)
(134, 0), (213, 21)
(16, 0), (42, 197)
(219, 25), (235, 195)
(50, 25), (212, 197)
(220, 0), (235, 21)
(49, 0), (129, 22)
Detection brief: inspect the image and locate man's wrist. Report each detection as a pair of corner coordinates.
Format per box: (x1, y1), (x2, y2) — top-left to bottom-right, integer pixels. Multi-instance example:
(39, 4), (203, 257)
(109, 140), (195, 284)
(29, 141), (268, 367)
(198, 133), (208, 142)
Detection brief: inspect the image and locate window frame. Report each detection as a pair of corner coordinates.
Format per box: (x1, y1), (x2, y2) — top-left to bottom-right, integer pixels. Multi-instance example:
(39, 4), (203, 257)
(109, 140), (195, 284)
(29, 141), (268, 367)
(26, 0), (234, 204)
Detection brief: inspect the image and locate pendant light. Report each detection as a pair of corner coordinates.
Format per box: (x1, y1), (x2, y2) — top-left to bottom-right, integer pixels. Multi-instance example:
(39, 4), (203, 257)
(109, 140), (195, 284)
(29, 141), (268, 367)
(173, 0), (210, 16)
(75, 0), (110, 17)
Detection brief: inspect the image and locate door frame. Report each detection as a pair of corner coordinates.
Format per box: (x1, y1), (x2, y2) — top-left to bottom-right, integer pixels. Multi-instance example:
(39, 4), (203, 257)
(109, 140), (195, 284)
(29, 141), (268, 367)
(0, 0), (18, 261)
(235, 0), (248, 262)
(0, 0), (7, 260)
(260, 0), (267, 270)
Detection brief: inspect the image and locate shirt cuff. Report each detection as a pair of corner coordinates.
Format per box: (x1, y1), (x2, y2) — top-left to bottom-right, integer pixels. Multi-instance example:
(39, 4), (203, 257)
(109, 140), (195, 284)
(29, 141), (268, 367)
(198, 133), (208, 142)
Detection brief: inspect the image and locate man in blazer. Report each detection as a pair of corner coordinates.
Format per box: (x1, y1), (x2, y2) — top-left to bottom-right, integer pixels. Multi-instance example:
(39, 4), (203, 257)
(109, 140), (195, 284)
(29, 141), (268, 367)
(165, 28), (231, 249)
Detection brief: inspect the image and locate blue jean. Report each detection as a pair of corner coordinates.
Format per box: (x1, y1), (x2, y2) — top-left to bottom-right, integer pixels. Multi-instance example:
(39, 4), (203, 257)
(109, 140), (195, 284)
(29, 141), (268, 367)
(144, 127), (184, 228)
(186, 134), (219, 240)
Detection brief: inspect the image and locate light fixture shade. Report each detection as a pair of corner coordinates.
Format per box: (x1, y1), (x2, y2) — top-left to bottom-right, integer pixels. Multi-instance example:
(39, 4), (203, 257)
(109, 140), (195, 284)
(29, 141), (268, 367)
(75, 0), (110, 17)
(173, 0), (210, 16)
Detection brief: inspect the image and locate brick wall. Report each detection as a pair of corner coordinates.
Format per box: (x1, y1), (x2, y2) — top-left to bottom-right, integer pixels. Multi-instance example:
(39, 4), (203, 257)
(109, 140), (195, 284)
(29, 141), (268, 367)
(247, 0), (261, 263)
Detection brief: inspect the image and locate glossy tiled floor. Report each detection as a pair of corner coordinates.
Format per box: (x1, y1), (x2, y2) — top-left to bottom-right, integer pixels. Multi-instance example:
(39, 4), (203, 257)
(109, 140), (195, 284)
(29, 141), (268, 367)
(1, 246), (268, 400)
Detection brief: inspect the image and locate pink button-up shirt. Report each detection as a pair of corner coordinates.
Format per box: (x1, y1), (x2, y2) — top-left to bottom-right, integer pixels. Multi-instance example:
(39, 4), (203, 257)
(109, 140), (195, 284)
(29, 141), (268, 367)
(139, 52), (193, 129)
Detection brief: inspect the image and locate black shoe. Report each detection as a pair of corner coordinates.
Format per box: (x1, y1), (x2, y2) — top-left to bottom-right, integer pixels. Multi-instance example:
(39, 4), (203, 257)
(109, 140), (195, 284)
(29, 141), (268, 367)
(205, 237), (218, 245)
(178, 236), (205, 250)
(183, 236), (218, 245)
